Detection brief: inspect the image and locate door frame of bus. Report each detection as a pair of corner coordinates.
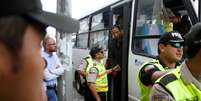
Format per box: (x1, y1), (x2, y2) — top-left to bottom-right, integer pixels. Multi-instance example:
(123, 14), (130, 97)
(182, 0), (199, 24)
(110, 1), (132, 101)
(199, 0), (201, 21)
(121, 2), (131, 101)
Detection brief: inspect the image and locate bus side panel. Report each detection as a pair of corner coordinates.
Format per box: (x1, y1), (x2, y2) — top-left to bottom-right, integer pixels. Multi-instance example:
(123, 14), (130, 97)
(128, 52), (153, 101)
(72, 48), (90, 69)
(128, 1), (154, 100)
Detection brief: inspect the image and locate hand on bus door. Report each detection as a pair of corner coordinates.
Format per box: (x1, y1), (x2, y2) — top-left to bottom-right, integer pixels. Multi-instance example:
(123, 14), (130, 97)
(111, 65), (121, 76)
(113, 64), (121, 72)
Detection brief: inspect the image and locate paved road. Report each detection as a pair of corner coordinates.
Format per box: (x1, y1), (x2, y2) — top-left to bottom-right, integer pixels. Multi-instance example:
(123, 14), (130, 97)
(72, 87), (84, 101)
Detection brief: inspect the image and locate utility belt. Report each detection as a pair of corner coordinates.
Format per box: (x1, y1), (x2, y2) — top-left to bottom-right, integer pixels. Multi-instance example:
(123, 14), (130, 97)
(46, 85), (56, 89)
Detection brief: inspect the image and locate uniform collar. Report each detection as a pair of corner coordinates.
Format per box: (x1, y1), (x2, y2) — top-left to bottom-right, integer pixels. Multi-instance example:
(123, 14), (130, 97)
(180, 61), (201, 90)
(156, 56), (180, 69)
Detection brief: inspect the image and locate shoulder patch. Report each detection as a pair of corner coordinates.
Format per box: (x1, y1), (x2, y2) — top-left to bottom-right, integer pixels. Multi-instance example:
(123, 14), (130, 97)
(89, 67), (98, 74)
(159, 74), (177, 86)
(152, 95), (169, 101)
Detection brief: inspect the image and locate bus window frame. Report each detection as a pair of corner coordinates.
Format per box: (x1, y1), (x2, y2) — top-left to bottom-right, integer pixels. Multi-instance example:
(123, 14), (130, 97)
(131, 0), (159, 58)
(78, 16), (91, 34)
(182, 0), (199, 24)
(131, 0), (199, 58)
(88, 28), (110, 50)
(75, 32), (89, 49)
(89, 10), (110, 49)
(74, 7), (111, 49)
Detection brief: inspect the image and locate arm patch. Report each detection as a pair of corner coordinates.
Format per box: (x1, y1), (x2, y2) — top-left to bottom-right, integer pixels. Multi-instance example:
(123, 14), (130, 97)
(139, 64), (160, 86)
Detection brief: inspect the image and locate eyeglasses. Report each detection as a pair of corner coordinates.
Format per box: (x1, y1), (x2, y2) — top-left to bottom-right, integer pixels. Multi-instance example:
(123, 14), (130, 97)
(167, 42), (184, 48)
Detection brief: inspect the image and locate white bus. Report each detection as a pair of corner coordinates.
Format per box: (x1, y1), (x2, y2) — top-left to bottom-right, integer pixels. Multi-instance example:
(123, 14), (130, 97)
(72, 0), (200, 100)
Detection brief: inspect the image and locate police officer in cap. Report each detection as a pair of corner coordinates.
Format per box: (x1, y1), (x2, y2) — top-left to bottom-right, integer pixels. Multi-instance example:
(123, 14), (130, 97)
(150, 22), (201, 101)
(138, 31), (184, 101)
(86, 46), (120, 101)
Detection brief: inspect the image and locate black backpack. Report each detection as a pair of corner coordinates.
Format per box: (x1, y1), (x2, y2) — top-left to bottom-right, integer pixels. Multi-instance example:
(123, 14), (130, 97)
(73, 70), (87, 96)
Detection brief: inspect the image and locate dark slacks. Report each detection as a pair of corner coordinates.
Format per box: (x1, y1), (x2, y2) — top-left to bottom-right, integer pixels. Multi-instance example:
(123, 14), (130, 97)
(84, 90), (107, 101)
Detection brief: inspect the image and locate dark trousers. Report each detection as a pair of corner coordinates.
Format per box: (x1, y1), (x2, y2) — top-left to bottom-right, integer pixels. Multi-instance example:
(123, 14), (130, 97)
(113, 73), (121, 101)
(107, 72), (122, 101)
(84, 88), (95, 101)
(107, 75), (112, 101)
(84, 90), (107, 101)
(98, 92), (107, 101)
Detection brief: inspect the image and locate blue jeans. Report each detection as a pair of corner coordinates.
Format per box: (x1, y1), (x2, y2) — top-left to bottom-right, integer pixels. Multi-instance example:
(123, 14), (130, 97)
(46, 88), (58, 101)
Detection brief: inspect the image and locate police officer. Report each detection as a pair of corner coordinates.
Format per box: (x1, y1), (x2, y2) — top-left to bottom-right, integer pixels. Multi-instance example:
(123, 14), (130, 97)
(78, 55), (93, 77)
(86, 46), (120, 101)
(0, 0), (78, 100)
(138, 31), (184, 101)
(150, 22), (201, 101)
(76, 54), (93, 98)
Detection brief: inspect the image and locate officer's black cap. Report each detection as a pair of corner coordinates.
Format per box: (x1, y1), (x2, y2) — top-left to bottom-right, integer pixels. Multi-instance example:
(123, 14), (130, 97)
(158, 31), (184, 44)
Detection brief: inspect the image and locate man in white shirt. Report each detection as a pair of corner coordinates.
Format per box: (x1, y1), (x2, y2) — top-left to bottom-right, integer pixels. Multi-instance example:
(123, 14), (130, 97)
(42, 37), (65, 101)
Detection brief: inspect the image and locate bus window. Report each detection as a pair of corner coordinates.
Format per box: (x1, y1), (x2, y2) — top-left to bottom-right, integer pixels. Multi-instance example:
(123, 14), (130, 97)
(72, 34), (76, 48)
(112, 6), (124, 28)
(79, 17), (90, 33)
(132, 0), (191, 56)
(132, 0), (160, 56)
(89, 30), (109, 50)
(91, 13), (104, 31)
(134, 38), (159, 56)
(76, 33), (88, 48)
(75, 16), (90, 48)
(89, 12), (110, 50)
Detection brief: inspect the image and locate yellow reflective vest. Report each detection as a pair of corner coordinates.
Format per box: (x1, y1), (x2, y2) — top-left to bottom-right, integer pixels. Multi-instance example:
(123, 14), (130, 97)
(83, 55), (93, 72)
(83, 55), (104, 72)
(138, 59), (180, 101)
(86, 60), (108, 92)
(156, 69), (201, 101)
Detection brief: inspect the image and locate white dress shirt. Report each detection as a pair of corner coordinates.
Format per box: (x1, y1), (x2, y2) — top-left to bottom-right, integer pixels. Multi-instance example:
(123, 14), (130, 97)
(41, 51), (65, 87)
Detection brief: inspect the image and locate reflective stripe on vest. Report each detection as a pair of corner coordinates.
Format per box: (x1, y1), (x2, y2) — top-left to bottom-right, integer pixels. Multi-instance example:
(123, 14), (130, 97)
(156, 69), (201, 101)
(138, 59), (179, 101)
(87, 61), (108, 92)
(83, 55), (93, 72)
(84, 55), (104, 72)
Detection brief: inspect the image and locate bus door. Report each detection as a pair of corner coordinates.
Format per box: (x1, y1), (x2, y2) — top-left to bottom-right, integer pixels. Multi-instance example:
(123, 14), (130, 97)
(128, 0), (199, 100)
(108, 1), (132, 101)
